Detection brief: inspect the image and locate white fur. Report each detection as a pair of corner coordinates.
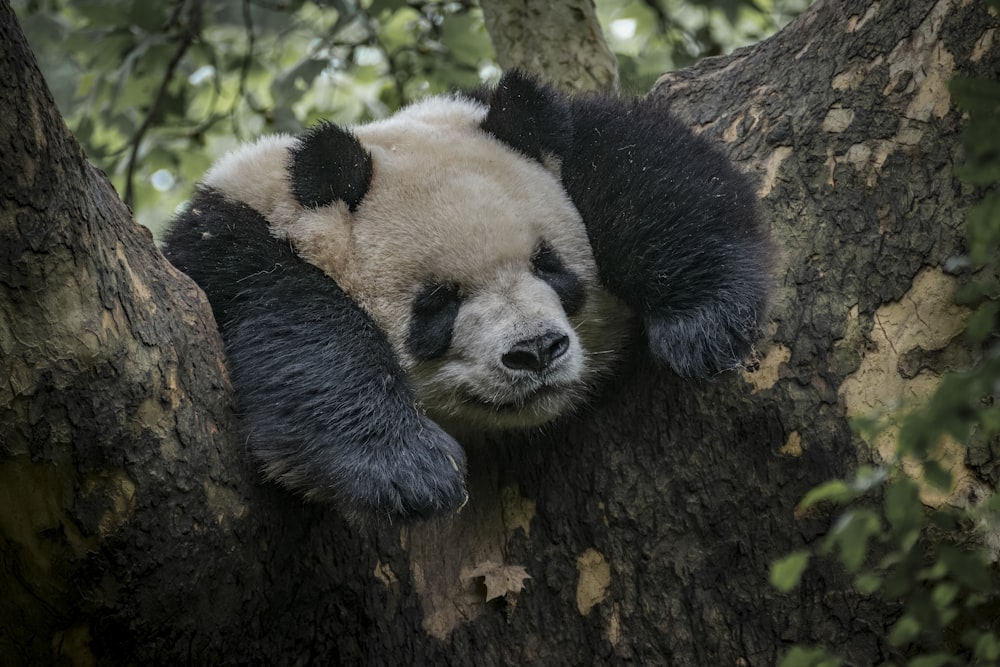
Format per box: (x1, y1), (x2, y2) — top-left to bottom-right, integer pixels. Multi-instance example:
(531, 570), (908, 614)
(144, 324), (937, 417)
(205, 95), (630, 430)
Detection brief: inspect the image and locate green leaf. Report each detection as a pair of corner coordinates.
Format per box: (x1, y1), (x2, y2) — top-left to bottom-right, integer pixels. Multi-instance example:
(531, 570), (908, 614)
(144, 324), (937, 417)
(889, 615), (921, 646)
(851, 465), (887, 493)
(931, 582), (958, 609)
(368, 0), (409, 16)
(922, 461), (952, 493)
(439, 12), (492, 67)
(885, 478), (921, 536)
(74, 1), (132, 28)
(771, 551), (810, 592)
(855, 572), (882, 594)
(798, 480), (853, 510)
(938, 545), (990, 590)
(988, 493), (1000, 513)
(778, 646), (843, 667)
(885, 563), (917, 599)
(378, 7), (423, 53)
(950, 76), (1000, 117)
(975, 632), (1000, 661)
(127, 1), (170, 32)
(830, 510), (881, 572)
(907, 654), (954, 667)
(965, 302), (1000, 345)
(966, 192), (1000, 263)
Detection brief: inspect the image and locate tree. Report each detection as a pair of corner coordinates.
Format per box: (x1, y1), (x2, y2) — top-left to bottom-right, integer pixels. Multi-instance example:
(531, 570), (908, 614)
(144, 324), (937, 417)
(481, 0), (619, 91)
(1, 0), (998, 664)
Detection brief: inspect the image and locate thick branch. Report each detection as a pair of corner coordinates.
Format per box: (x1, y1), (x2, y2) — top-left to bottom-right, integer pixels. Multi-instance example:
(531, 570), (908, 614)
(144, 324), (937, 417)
(1, 0), (997, 664)
(480, 0), (618, 92)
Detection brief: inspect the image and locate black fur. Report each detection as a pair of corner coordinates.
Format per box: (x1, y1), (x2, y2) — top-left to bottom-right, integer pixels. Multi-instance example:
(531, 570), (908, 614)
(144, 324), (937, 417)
(484, 71), (772, 376)
(479, 70), (572, 163)
(162, 189), (467, 521)
(161, 73), (770, 520)
(407, 282), (462, 361)
(289, 122), (373, 211)
(531, 241), (585, 316)
(562, 94), (771, 376)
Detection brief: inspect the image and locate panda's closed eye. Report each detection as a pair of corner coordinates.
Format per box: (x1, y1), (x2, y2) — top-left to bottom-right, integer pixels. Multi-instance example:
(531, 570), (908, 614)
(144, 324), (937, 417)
(407, 281), (462, 361)
(531, 241), (585, 316)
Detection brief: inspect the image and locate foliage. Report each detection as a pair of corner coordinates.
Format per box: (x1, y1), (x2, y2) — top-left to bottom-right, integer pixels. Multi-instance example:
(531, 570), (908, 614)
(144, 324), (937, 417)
(597, 0), (810, 93)
(772, 24), (1000, 665)
(14, 0), (493, 229)
(13, 0), (806, 232)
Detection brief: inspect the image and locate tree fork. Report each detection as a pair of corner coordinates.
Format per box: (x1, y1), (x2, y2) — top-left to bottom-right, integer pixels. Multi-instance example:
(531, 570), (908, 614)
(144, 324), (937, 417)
(1, 0), (998, 665)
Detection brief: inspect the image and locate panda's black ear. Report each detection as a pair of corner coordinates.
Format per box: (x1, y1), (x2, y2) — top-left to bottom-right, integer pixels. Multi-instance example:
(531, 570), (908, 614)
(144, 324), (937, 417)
(289, 121), (373, 211)
(480, 70), (572, 163)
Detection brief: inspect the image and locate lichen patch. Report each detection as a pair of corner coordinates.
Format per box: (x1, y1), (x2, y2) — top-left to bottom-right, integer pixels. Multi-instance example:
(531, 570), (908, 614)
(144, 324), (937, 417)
(743, 343), (791, 393)
(203, 481), (248, 525)
(576, 548), (611, 615)
(846, 2), (880, 33)
(780, 431), (804, 457)
(971, 28), (996, 62)
(500, 484), (536, 536)
(839, 267), (969, 420)
(373, 560), (398, 586)
(821, 107), (855, 133)
(837, 268), (977, 506)
(903, 42), (955, 122)
(758, 146), (792, 198)
(90, 472), (137, 537)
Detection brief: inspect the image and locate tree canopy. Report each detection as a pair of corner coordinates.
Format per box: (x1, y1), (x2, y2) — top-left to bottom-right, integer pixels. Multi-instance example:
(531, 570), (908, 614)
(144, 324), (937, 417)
(13, 0), (808, 231)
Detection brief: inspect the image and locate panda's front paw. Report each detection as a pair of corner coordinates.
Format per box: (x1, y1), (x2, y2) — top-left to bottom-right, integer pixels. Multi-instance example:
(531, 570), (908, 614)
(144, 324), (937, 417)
(333, 421), (468, 523)
(645, 302), (760, 377)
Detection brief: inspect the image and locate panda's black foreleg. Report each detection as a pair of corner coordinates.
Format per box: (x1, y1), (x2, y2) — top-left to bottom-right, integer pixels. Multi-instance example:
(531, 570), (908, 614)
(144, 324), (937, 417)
(162, 190), (467, 522)
(562, 95), (773, 377)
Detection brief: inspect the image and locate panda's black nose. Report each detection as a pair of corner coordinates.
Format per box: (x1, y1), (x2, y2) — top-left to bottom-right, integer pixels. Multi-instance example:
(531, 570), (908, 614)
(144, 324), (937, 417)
(502, 331), (569, 372)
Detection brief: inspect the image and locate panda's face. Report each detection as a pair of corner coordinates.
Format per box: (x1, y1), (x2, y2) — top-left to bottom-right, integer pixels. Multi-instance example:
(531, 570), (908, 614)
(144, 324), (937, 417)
(321, 100), (625, 429)
(206, 97), (627, 430)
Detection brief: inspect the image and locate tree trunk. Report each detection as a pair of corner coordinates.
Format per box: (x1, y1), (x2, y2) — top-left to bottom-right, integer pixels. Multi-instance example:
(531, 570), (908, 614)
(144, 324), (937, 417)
(480, 0), (619, 92)
(1, 0), (997, 665)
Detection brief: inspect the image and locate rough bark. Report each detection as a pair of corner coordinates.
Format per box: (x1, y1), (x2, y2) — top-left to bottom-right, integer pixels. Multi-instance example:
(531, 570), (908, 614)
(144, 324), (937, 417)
(480, 0), (619, 92)
(1, 0), (997, 665)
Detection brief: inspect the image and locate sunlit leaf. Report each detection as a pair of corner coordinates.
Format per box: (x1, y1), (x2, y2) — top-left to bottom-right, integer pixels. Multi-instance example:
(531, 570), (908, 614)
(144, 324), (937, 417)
(907, 654), (954, 667)
(889, 615), (921, 646)
(931, 582), (958, 609)
(778, 646), (843, 667)
(798, 480), (853, 510)
(771, 551), (809, 592)
(975, 632), (1000, 661)
(855, 572), (882, 594)
(829, 510), (880, 572)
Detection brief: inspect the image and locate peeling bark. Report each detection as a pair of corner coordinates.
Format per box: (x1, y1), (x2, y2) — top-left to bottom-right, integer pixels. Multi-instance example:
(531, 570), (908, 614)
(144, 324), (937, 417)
(1, 0), (998, 665)
(655, 0), (992, 508)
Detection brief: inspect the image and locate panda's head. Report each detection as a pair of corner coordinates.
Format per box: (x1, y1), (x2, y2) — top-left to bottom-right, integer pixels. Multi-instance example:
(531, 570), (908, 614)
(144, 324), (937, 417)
(203, 95), (628, 431)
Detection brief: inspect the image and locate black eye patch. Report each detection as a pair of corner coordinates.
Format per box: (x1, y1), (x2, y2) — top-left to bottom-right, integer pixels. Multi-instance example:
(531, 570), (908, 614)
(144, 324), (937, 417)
(532, 241), (585, 316)
(407, 282), (462, 361)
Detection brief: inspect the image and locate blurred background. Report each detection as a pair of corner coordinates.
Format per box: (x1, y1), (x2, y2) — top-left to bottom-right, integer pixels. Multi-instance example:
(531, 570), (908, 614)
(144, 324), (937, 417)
(12, 0), (808, 232)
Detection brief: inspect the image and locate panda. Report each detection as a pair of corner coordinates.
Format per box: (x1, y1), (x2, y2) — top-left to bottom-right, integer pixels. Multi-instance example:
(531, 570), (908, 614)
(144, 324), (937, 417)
(162, 70), (772, 522)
